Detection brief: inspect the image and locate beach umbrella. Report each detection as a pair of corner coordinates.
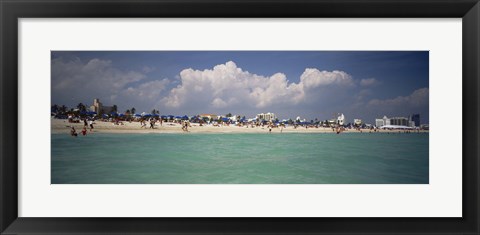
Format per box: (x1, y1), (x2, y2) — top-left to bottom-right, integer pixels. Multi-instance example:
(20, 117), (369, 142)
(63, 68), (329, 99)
(182, 115), (189, 120)
(153, 114), (159, 117)
(161, 115), (167, 119)
(143, 114), (152, 117)
(134, 114), (141, 117)
(175, 116), (182, 119)
(222, 117), (229, 122)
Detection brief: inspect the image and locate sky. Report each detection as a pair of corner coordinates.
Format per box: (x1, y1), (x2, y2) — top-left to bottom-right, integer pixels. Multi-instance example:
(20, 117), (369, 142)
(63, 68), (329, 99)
(51, 51), (429, 124)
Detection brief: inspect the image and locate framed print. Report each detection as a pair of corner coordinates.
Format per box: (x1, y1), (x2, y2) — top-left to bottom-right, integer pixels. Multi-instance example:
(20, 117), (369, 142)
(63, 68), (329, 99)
(1, 0), (479, 234)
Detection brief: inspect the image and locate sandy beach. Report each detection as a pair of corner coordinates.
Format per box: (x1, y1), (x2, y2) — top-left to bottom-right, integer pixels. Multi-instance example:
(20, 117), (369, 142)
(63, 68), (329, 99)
(51, 118), (427, 134)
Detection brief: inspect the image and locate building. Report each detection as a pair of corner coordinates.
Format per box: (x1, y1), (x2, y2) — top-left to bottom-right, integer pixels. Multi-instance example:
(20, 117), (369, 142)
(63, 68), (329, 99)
(228, 116), (238, 122)
(411, 114), (420, 127)
(198, 114), (218, 121)
(375, 115), (391, 127)
(390, 117), (409, 126)
(376, 115), (417, 127)
(375, 119), (384, 127)
(353, 119), (362, 126)
(89, 98), (113, 115)
(256, 112), (277, 121)
(337, 113), (345, 126)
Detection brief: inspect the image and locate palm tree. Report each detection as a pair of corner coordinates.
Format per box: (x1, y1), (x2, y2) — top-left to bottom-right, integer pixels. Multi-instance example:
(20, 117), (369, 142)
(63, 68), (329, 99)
(77, 103), (86, 112)
(51, 104), (59, 113)
(112, 105), (118, 113)
(131, 107), (136, 114)
(60, 105), (67, 113)
(151, 109), (157, 115)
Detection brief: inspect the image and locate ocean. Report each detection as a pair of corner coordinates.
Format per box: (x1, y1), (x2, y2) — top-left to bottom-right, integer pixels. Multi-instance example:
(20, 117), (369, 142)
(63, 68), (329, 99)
(51, 133), (429, 184)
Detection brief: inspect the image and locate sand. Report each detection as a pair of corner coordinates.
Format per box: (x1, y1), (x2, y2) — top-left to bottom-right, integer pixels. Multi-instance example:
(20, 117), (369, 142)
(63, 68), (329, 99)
(51, 118), (427, 135)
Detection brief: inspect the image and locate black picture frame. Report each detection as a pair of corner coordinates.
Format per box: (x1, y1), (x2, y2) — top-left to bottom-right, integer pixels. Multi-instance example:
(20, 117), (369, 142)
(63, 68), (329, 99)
(1, 0), (479, 234)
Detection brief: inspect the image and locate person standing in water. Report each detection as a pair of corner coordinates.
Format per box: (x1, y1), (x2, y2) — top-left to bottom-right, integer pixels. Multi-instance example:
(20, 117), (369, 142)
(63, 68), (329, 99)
(70, 127), (78, 137)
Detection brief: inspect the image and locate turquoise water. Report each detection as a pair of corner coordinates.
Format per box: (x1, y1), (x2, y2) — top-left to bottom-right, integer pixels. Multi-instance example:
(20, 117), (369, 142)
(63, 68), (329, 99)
(51, 133), (429, 184)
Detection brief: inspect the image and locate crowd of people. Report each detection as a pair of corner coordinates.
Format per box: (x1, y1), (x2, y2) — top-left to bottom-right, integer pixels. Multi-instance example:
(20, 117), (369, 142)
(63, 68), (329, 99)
(63, 114), (426, 137)
(70, 118), (95, 137)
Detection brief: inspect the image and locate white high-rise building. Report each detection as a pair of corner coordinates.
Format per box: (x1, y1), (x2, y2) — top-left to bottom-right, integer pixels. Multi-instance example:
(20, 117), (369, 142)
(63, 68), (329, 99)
(256, 112), (277, 121)
(337, 113), (345, 125)
(375, 115), (391, 127)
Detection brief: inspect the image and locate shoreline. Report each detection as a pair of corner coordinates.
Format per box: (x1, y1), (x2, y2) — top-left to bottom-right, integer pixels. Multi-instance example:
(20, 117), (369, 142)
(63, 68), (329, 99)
(52, 119), (429, 135)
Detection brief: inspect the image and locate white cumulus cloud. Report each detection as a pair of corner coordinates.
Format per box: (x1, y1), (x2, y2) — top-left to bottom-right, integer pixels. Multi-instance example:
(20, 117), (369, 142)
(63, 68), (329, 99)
(300, 68), (354, 89)
(162, 61), (353, 112)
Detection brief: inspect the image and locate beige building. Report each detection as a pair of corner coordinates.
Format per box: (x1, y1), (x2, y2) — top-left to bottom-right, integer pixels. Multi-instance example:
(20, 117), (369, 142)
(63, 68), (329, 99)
(90, 98), (114, 114)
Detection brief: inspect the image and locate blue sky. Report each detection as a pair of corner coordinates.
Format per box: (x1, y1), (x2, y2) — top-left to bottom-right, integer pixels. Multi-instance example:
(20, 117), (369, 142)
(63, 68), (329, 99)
(51, 51), (429, 124)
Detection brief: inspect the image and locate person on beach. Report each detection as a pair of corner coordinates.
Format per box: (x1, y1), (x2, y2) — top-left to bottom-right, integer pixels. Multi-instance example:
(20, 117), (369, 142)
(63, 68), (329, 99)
(149, 118), (155, 129)
(88, 119), (94, 132)
(140, 119), (146, 128)
(70, 127), (78, 137)
(83, 119), (88, 128)
(182, 121), (189, 132)
(81, 127), (87, 136)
